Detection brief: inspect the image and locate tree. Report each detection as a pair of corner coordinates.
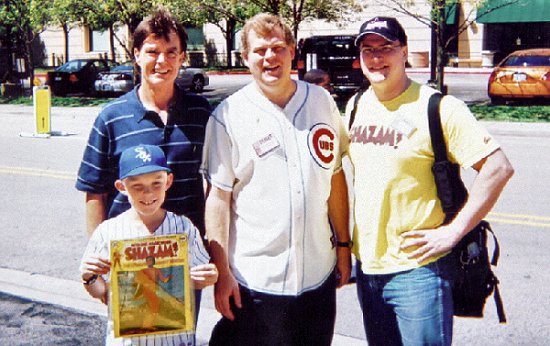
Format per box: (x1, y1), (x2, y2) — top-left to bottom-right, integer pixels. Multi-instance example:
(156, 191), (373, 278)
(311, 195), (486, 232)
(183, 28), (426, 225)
(369, 0), (519, 92)
(166, 0), (258, 68)
(49, 0), (93, 64)
(78, 0), (160, 61)
(0, 0), (51, 88)
(170, 0), (362, 68)
(249, 0), (363, 40)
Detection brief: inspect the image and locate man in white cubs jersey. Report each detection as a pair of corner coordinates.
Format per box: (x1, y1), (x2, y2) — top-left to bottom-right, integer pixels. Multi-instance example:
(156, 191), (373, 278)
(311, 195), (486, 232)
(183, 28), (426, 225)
(80, 145), (217, 346)
(201, 13), (351, 346)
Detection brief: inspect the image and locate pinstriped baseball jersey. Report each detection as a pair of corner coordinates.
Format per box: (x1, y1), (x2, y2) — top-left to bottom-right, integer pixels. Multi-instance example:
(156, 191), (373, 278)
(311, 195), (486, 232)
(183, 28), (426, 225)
(201, 80), (348, 295)
(80, 210), (209, 346)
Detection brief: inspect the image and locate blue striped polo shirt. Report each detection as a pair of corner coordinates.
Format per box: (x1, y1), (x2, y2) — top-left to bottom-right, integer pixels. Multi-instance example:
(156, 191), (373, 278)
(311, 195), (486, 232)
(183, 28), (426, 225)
(76, 85), (211, 233)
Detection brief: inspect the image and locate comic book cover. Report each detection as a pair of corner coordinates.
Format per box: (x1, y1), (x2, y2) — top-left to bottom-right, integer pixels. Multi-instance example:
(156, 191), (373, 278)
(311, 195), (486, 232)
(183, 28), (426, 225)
(110, 234), (193, 338)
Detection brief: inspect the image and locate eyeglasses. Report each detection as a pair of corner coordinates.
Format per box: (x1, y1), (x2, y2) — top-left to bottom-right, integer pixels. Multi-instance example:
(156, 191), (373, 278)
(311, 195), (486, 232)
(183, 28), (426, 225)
(360, 44), (402, 57)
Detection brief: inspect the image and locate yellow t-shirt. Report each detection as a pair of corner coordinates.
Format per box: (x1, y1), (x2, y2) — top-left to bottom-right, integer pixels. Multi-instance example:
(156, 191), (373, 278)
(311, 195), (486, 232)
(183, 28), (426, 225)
(345, 82), (500, 275)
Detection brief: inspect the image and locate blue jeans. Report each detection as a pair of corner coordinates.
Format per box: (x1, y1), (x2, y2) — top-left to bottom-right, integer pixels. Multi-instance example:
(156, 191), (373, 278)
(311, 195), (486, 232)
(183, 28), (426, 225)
(356, 257), (454, 346)
(209, 272), (337, 346)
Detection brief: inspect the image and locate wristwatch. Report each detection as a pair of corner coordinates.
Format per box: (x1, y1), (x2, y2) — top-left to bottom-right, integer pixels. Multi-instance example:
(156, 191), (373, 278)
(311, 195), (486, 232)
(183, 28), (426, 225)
(83, 274), (99, 285)
(336, 241), (353, 248)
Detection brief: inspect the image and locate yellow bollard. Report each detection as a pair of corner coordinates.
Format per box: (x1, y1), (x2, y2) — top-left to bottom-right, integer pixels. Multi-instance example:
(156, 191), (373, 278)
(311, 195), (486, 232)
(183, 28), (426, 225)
(33, 85), (51, 134)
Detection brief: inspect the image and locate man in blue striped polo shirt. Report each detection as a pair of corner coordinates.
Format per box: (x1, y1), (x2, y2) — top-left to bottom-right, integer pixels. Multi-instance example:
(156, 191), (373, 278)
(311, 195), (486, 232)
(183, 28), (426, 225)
(76, 8), (211, 238)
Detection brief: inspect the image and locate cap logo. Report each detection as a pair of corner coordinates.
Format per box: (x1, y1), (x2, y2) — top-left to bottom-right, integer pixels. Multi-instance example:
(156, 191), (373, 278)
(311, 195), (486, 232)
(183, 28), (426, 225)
(366, 20), (388, 30)
(134, 147), (152, 163)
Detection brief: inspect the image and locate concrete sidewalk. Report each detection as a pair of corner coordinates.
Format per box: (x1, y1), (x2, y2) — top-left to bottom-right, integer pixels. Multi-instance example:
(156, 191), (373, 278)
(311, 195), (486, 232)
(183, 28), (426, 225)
(1, 115), (549, 345)
(0, 267), (365, 345)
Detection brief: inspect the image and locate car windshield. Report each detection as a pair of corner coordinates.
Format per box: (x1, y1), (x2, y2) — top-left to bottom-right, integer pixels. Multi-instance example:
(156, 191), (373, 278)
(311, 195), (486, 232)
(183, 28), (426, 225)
(112, 65), (133, 72)
(304, 37), (357, 57)
(501, 55), (550, 67)
(56, 60), (89, 72)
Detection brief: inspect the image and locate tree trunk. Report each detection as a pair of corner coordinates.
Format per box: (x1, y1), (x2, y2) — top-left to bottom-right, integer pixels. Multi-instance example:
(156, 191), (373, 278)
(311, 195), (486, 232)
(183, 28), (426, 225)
(24, 27), (34, 93)
(109, 25), (116, 62)
(293, 0), (305, 42)
(431, 0), (446, 94)
(62, 23), (69, 64)
(436, 4), (446, 94)
(226, 19), (236, 68)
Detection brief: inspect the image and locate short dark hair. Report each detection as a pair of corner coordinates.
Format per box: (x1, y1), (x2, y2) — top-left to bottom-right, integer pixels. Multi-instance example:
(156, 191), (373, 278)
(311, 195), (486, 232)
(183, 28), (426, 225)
(133, 7), (188, 53)
(303, 69), (330, 85)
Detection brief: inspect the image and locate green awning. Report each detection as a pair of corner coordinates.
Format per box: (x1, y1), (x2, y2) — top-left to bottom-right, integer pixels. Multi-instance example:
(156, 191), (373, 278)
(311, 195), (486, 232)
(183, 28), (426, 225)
(445, 2), (459, 25)
(477, 0), (550, 23)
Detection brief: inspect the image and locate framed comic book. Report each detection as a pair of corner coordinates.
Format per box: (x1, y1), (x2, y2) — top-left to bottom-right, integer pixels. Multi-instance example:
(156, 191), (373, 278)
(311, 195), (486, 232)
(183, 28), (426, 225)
(110, 234), (194, 338)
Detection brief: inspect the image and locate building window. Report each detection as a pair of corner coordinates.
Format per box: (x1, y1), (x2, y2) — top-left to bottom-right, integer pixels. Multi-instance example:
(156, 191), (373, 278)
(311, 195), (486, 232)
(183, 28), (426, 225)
(186, 27), (205, 51)
(89, 29), (109, 52)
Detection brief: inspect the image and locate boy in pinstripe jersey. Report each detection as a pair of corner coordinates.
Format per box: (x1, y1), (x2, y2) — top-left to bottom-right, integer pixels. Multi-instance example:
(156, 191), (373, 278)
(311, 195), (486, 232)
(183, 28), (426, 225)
(80, 145), (217, 345)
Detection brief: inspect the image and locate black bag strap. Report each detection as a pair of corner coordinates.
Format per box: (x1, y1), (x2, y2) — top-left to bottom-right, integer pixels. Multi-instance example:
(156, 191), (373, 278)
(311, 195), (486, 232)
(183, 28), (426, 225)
(428, 96), (500, 264)
(487, 222), (503, 326)
(480, 220), (500, 266)
(427, 92), (446, 163)
(493, 279), (507, 323)
(348, 88), (367, 130)
(428, 95), (506, 323)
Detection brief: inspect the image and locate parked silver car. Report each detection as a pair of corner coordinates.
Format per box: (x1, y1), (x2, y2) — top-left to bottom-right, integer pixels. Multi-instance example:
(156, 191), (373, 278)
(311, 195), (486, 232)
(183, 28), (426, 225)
(94, 63), (209, 97)
(175, 67), (209, 92)
(94, 63), (134, 96)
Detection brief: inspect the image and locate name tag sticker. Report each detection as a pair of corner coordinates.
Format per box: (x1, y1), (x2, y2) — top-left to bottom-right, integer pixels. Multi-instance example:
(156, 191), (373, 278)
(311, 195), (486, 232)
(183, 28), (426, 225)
(253, 133), (280, 158)
(391, 118), (417, 138)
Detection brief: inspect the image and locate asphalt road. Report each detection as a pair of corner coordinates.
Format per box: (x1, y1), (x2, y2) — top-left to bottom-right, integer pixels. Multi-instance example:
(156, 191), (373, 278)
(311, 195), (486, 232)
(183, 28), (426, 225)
(0, 292), (106, 346)
(1, 72), (550, 345)
(202, 69), (492, 104)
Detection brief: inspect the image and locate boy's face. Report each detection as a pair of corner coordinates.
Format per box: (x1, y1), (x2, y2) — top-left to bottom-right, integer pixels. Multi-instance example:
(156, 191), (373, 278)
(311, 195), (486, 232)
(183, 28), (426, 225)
(115, 171), (173, 217)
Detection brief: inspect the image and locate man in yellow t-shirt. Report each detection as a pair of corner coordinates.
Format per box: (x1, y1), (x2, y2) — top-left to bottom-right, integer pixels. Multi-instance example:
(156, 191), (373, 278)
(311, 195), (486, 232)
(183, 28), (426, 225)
(346, 16), (514, 346)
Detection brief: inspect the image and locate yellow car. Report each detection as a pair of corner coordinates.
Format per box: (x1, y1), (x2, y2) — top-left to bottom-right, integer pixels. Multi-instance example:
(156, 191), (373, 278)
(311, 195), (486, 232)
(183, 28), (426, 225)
(488, 49), (550, 104)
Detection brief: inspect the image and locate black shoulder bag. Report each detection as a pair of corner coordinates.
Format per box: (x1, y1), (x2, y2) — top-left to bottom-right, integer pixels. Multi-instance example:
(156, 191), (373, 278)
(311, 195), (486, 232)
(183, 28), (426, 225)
(428, 93), (507, 323)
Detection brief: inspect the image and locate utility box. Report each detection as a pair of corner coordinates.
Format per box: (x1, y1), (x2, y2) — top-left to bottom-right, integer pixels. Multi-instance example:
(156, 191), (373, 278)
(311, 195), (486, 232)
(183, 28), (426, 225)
(33, 85), (51, 134)
(481, 50), (496, 67)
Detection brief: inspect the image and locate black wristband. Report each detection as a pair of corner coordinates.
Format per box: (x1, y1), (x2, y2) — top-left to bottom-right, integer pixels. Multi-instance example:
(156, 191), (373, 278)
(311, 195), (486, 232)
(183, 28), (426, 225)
(83, 274), (98, 285)
(336, 241), (353, 248)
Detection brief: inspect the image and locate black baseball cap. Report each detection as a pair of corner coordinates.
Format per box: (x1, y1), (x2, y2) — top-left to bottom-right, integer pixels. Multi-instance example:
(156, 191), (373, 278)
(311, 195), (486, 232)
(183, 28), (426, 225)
(355, 16), (408, 47)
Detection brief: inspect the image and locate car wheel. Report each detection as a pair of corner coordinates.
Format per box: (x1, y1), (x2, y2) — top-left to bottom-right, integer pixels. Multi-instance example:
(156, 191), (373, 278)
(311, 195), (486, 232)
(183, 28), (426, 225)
(191, 75), (205, 93)
(490, 96), (506, 105)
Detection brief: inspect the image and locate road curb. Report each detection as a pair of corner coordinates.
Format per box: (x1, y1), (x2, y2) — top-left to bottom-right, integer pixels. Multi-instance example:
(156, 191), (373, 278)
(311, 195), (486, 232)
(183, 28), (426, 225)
(0, 267), (106, 317)
(483, 121), (550, 138)
(0, 267), (366, 345)
(31, 67), (492, 87)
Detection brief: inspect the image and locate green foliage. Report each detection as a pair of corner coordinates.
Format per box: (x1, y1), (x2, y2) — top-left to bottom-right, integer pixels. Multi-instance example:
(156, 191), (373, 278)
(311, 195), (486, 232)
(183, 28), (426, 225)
(2, 0), (53, 33)
(0, 95), (111, 107)
(2, 95), (547, 123)
(165, 0), (256, 27)
(470, 103), (550, 122)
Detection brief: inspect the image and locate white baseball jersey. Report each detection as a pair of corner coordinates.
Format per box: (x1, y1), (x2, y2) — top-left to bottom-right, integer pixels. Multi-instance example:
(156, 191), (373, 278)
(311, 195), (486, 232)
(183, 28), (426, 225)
(201, 80), (348, 295)
(80, 210), (209, 346)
